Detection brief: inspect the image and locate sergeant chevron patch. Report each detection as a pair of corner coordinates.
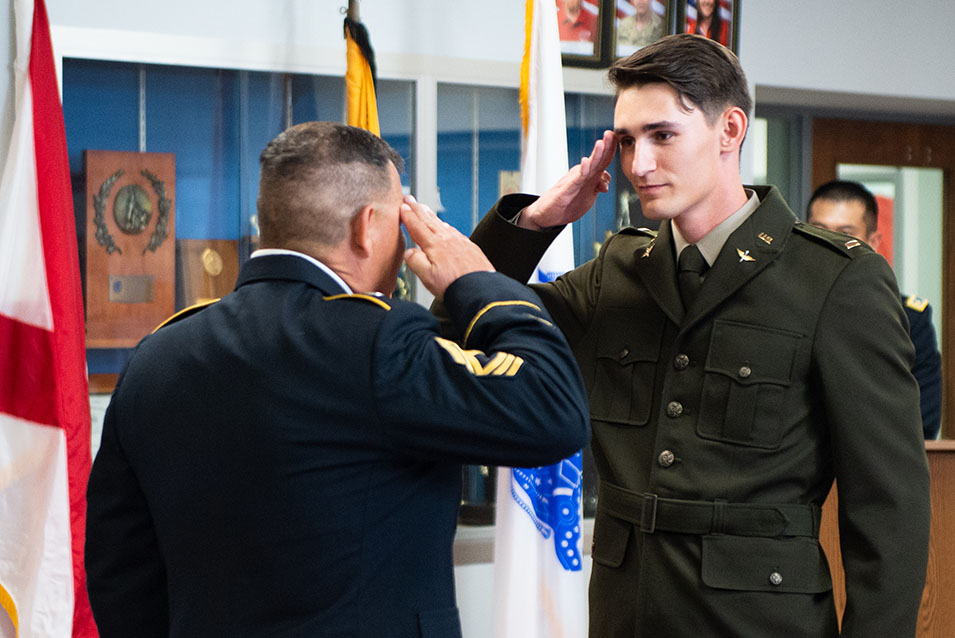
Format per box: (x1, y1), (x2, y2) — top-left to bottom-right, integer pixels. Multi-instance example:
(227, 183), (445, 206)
(434, 338), (524, 377)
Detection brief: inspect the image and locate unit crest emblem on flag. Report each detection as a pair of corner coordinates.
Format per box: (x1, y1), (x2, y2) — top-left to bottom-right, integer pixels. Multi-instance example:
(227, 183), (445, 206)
(510, 453), (583, 571)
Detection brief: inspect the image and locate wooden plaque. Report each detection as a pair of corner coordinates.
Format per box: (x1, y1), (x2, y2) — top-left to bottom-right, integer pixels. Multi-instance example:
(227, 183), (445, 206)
(178, 239), (240, 307)
(84, 150), (176, 348)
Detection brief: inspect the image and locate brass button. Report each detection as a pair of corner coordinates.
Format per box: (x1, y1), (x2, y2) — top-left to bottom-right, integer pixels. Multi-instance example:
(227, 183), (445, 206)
(674, 354), (689, 370)
(619, 347), (630, 360)
(666, 401), (684, 418)
(769, 571), (783, 586)
(738, 365), (752, 378)
(658, 450), (675, 467)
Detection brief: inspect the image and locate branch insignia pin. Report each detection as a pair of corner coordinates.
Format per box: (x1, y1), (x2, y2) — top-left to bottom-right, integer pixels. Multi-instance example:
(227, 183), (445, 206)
(642, 239), (655, 258)
(737, 248), (755, 263)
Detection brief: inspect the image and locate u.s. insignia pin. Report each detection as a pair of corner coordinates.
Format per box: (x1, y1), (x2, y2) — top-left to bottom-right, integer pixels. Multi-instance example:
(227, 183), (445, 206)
(758, 232), (773, 245)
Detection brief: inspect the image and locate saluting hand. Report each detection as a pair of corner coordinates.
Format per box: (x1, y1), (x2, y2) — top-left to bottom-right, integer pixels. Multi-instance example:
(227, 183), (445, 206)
(401, 196), (494, 300)
(518, 129), (617, 230)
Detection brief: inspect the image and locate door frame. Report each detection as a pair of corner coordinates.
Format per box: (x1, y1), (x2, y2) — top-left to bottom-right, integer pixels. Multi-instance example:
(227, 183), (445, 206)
(812, 117), (954, 438)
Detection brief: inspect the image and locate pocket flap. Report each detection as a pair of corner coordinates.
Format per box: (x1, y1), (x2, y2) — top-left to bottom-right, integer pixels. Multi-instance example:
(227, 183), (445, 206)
(701, 535), (832, 594)
(591, 511), (632, 568)
(705, 320), (802, 386)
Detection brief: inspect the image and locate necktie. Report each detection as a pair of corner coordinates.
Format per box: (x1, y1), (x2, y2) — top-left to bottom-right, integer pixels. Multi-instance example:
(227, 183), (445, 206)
(678, 244), (708, 310)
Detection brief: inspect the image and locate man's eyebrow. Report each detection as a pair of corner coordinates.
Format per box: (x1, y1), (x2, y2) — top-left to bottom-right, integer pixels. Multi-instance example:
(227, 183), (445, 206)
(614, 121), (682, 135)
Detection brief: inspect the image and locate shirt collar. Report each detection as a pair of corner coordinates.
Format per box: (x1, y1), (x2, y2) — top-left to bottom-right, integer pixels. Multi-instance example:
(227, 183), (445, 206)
(671, 188), (760, 266)
(250, 248), (353, 294)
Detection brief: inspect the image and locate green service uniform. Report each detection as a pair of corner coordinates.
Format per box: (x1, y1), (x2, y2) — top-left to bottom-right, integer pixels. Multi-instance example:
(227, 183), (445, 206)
(470, 185), (930, 637)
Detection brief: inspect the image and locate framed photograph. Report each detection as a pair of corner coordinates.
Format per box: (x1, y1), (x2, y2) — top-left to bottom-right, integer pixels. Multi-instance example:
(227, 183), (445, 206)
(677, 0), (740, 53)
(557, 0), (608, 67)
(613, 0), (673, 60)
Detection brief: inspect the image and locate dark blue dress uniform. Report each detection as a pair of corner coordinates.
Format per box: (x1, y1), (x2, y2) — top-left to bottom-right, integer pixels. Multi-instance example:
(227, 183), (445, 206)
(85, 254), (589, 638)
(902, 294), (942, 439)
(469, 186), (930, 638)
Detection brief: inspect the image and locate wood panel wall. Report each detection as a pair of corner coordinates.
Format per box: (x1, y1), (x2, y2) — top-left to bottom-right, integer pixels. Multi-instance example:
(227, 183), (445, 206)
(820, 440), (955, 636)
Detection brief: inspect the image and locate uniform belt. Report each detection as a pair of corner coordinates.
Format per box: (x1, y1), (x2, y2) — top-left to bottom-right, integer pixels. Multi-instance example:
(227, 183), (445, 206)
(598, 481), (821, 538)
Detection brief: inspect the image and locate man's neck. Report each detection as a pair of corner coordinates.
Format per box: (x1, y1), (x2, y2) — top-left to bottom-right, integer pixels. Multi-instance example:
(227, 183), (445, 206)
(673, 186), (749, 244)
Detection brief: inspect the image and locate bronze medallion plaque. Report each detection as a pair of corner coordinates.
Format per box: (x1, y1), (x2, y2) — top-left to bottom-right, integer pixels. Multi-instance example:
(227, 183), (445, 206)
(84, 150), (176, 348)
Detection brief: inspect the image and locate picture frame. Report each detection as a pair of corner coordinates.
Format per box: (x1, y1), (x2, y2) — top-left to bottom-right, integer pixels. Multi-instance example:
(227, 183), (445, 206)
(677, 0), (740, 53)
(612, 0), (675, 60)
(557, 0), (610, 68)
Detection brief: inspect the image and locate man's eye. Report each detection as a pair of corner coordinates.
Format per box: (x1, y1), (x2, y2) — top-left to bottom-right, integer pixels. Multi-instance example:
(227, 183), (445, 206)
(618, 138), (635, 148)
(655, 132), (674, 142)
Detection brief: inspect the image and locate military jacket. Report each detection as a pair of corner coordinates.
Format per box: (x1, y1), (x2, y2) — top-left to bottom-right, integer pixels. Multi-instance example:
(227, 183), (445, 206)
(472, 185), (930, 638)
(86, 254), (590, 638)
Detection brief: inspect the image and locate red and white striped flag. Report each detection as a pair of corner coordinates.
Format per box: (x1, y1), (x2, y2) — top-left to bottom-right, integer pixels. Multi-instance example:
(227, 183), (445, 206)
(0, 0), (97, 636)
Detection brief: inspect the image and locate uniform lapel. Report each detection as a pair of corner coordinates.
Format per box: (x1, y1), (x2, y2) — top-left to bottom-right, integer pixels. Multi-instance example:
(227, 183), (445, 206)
(634, 221), (685, 325)
(683, 192), (796, 327)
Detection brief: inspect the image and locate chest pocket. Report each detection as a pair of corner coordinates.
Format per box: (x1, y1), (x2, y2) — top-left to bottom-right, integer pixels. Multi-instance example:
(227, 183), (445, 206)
(588, 309), (665, 426)
(698, 320), (802, 449)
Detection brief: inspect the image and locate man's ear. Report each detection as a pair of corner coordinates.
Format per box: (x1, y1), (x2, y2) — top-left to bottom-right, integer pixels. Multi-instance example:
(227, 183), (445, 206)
(350, 204), (375, 257)
(866, 230), (884, 253)
(720, 106), (748, 152)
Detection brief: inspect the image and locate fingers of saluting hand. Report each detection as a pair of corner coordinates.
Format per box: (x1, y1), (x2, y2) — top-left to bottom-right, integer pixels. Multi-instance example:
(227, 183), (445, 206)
(400, 195), (452, 248)
(577, 130), (616, 181)
(400, 195), (494, 299)
(587, 130), (617, 175)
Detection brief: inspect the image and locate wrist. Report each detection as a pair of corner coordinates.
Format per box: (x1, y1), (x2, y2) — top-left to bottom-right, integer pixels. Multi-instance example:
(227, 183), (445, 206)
(515, 206), (547, 231)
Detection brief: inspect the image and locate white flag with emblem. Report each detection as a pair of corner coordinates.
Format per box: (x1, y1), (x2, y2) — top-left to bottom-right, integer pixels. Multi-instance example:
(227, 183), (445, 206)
(493, 1), (586, 637)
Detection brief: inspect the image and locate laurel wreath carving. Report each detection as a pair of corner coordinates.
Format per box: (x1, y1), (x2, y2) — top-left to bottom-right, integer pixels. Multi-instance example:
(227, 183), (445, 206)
(140, 169), (171, 255)
(92, 169), (124, 255)
(91, 167), (172, 256)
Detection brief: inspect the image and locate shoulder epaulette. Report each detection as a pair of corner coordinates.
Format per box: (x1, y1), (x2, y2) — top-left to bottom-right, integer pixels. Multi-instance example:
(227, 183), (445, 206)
(792, 222), (873, 258)
(153, 299), (218, 333)
(905, 295), (929, 312)
(324, 293), (392, 311)
(618, 226), (658, 238)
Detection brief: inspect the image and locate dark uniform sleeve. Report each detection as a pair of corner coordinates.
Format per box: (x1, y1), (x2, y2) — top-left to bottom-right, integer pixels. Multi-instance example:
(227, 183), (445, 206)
(450, 194), (602, 349)
(904, 297), (942, 439)
(86, 371), (170, 638)
(812, 254), (930, 637)
(375, 271), (590, 467)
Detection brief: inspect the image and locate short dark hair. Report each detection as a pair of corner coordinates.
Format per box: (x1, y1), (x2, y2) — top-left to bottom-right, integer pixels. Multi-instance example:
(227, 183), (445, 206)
(608, 33), (752, 125)
(807, 180), (879, 236)
(257, 122), (404, 248)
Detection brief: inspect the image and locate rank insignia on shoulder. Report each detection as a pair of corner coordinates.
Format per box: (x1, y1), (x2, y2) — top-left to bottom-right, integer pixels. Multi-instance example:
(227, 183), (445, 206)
(845, 239), (862, 249)
(737, 248), (755, 262)
(905, 295), (929, 312)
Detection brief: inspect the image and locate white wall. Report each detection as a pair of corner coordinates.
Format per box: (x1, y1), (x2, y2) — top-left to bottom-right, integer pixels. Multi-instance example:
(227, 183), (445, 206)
(740, 1), (955, 106)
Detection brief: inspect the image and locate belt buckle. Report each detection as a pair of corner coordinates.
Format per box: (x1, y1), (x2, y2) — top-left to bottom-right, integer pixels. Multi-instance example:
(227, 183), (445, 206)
(640, 492), (658, 533)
